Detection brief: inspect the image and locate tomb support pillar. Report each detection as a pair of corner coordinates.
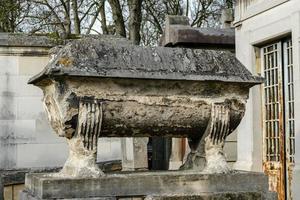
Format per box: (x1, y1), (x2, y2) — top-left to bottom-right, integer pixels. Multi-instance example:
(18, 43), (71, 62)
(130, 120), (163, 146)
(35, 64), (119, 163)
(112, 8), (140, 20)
(121, 138), (149, 171)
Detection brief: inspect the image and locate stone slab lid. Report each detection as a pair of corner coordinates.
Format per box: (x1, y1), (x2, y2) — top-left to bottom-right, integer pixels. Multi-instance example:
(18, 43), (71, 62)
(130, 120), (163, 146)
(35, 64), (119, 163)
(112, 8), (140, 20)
(160, 15), (235, 49)
(162, 26), (235, 48)
(28, 38), (263, 86)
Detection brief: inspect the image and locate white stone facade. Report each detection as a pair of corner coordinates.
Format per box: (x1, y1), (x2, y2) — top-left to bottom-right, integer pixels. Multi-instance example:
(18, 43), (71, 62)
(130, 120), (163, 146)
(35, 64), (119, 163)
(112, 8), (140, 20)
(234, 0), (300, 199)
(0, 41), (122, 169)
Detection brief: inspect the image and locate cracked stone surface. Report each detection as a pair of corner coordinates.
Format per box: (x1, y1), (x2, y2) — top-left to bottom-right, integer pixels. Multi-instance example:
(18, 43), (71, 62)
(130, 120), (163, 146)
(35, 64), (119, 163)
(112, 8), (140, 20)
(28, 38), (263, 85)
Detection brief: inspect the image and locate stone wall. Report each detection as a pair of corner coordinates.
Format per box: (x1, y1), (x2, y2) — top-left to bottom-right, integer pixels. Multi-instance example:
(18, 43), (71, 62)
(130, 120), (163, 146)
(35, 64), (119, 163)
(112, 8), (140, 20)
(0, 46), (67, 169)
(0, 34), (122, 170)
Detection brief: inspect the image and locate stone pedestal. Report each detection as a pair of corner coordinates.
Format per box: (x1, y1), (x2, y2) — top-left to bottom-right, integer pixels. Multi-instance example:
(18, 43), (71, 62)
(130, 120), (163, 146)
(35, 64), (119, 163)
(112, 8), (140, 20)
(121, 138), (149, 171)
(20, 171), (276, 200)
(168, 139), (184, 170)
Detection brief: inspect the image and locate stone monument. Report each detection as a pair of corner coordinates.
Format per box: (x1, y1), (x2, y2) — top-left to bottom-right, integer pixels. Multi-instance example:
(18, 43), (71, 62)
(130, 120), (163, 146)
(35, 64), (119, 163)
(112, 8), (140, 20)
(20, 38), (276, 199)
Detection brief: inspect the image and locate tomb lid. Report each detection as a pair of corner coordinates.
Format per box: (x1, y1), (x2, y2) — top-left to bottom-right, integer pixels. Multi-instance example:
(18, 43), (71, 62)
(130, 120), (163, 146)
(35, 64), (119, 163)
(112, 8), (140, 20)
(160, 15), (235, 49)
(161, 26), (235, 49)
(28, 38), (263, 86)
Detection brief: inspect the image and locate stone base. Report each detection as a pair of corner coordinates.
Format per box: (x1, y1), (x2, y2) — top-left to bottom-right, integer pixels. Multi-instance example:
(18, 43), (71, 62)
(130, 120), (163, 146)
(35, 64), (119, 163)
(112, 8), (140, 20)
(19, 190), (116, 200)
(21, 171), (277, 200)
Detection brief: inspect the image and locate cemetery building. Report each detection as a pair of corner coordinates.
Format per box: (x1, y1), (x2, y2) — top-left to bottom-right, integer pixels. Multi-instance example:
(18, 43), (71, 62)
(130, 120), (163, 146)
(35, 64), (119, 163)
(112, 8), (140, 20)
(233, 0), (300, 199)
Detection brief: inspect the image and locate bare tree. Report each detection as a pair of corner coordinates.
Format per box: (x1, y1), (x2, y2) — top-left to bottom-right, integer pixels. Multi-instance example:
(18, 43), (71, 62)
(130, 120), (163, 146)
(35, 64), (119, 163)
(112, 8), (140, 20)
(1, 0), (229, 45)
(128, 0), (142, 44)
(107, 0), (126, 37)
(98, 0), (109, 34)
(22, 0), (99, 38)
(0, 0), (29, 32)
(140, 0), (226, 46)
(190, 0), (218, 27)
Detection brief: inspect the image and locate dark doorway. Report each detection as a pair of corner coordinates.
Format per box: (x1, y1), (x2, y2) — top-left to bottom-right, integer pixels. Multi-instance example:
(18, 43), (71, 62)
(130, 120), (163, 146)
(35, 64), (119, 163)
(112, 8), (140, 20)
(147, 137), (172, 170)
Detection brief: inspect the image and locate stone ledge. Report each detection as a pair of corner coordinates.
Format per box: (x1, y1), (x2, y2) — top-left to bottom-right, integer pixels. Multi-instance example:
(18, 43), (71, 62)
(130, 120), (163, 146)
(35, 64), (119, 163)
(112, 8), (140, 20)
(20, 190), (116, 200)
(0, 33), (60, 48)
(0, 160), (121, 200)
(21, 190), (278, 200)
(0, 160), (121, 186)
(145, 192), (278, 200)
(0, 33), (131, 48)
(24, 171), (275, 199)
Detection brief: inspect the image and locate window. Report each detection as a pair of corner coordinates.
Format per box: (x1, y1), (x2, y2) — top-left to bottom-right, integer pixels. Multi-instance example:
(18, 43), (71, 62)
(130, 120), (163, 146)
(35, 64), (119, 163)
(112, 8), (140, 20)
(261, 38), (294, 200)
(262, 42), (281, 162)
(283, 39), (295, 164)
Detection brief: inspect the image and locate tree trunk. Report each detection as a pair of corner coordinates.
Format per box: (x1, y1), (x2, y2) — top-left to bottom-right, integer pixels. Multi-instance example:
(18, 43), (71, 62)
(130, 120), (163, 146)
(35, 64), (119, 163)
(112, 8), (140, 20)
(86, 5), (100, 34)
(128, 0), (142, 45)
(71, 0), (81, 34)
(107, 0), (126, 37)
(99, 0), (109, 34)
(62, 0), (71, 36)
(185, 0), (189, 16)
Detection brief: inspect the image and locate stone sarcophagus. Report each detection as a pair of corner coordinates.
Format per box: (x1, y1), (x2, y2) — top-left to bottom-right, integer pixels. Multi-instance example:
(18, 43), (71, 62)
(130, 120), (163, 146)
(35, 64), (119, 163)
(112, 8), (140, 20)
(28, 38), (263, 178)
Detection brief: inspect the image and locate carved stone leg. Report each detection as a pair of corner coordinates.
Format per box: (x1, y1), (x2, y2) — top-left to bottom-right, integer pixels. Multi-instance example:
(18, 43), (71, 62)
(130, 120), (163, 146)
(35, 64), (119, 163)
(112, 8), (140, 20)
(181, 103), (231, 173)
(179, 136), (205, 171)
(57, 99), (104, 178)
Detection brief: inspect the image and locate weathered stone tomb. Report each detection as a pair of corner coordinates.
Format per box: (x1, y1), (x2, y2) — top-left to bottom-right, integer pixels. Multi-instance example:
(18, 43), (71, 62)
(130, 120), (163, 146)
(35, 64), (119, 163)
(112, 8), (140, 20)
(21, 38), (276, 199)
